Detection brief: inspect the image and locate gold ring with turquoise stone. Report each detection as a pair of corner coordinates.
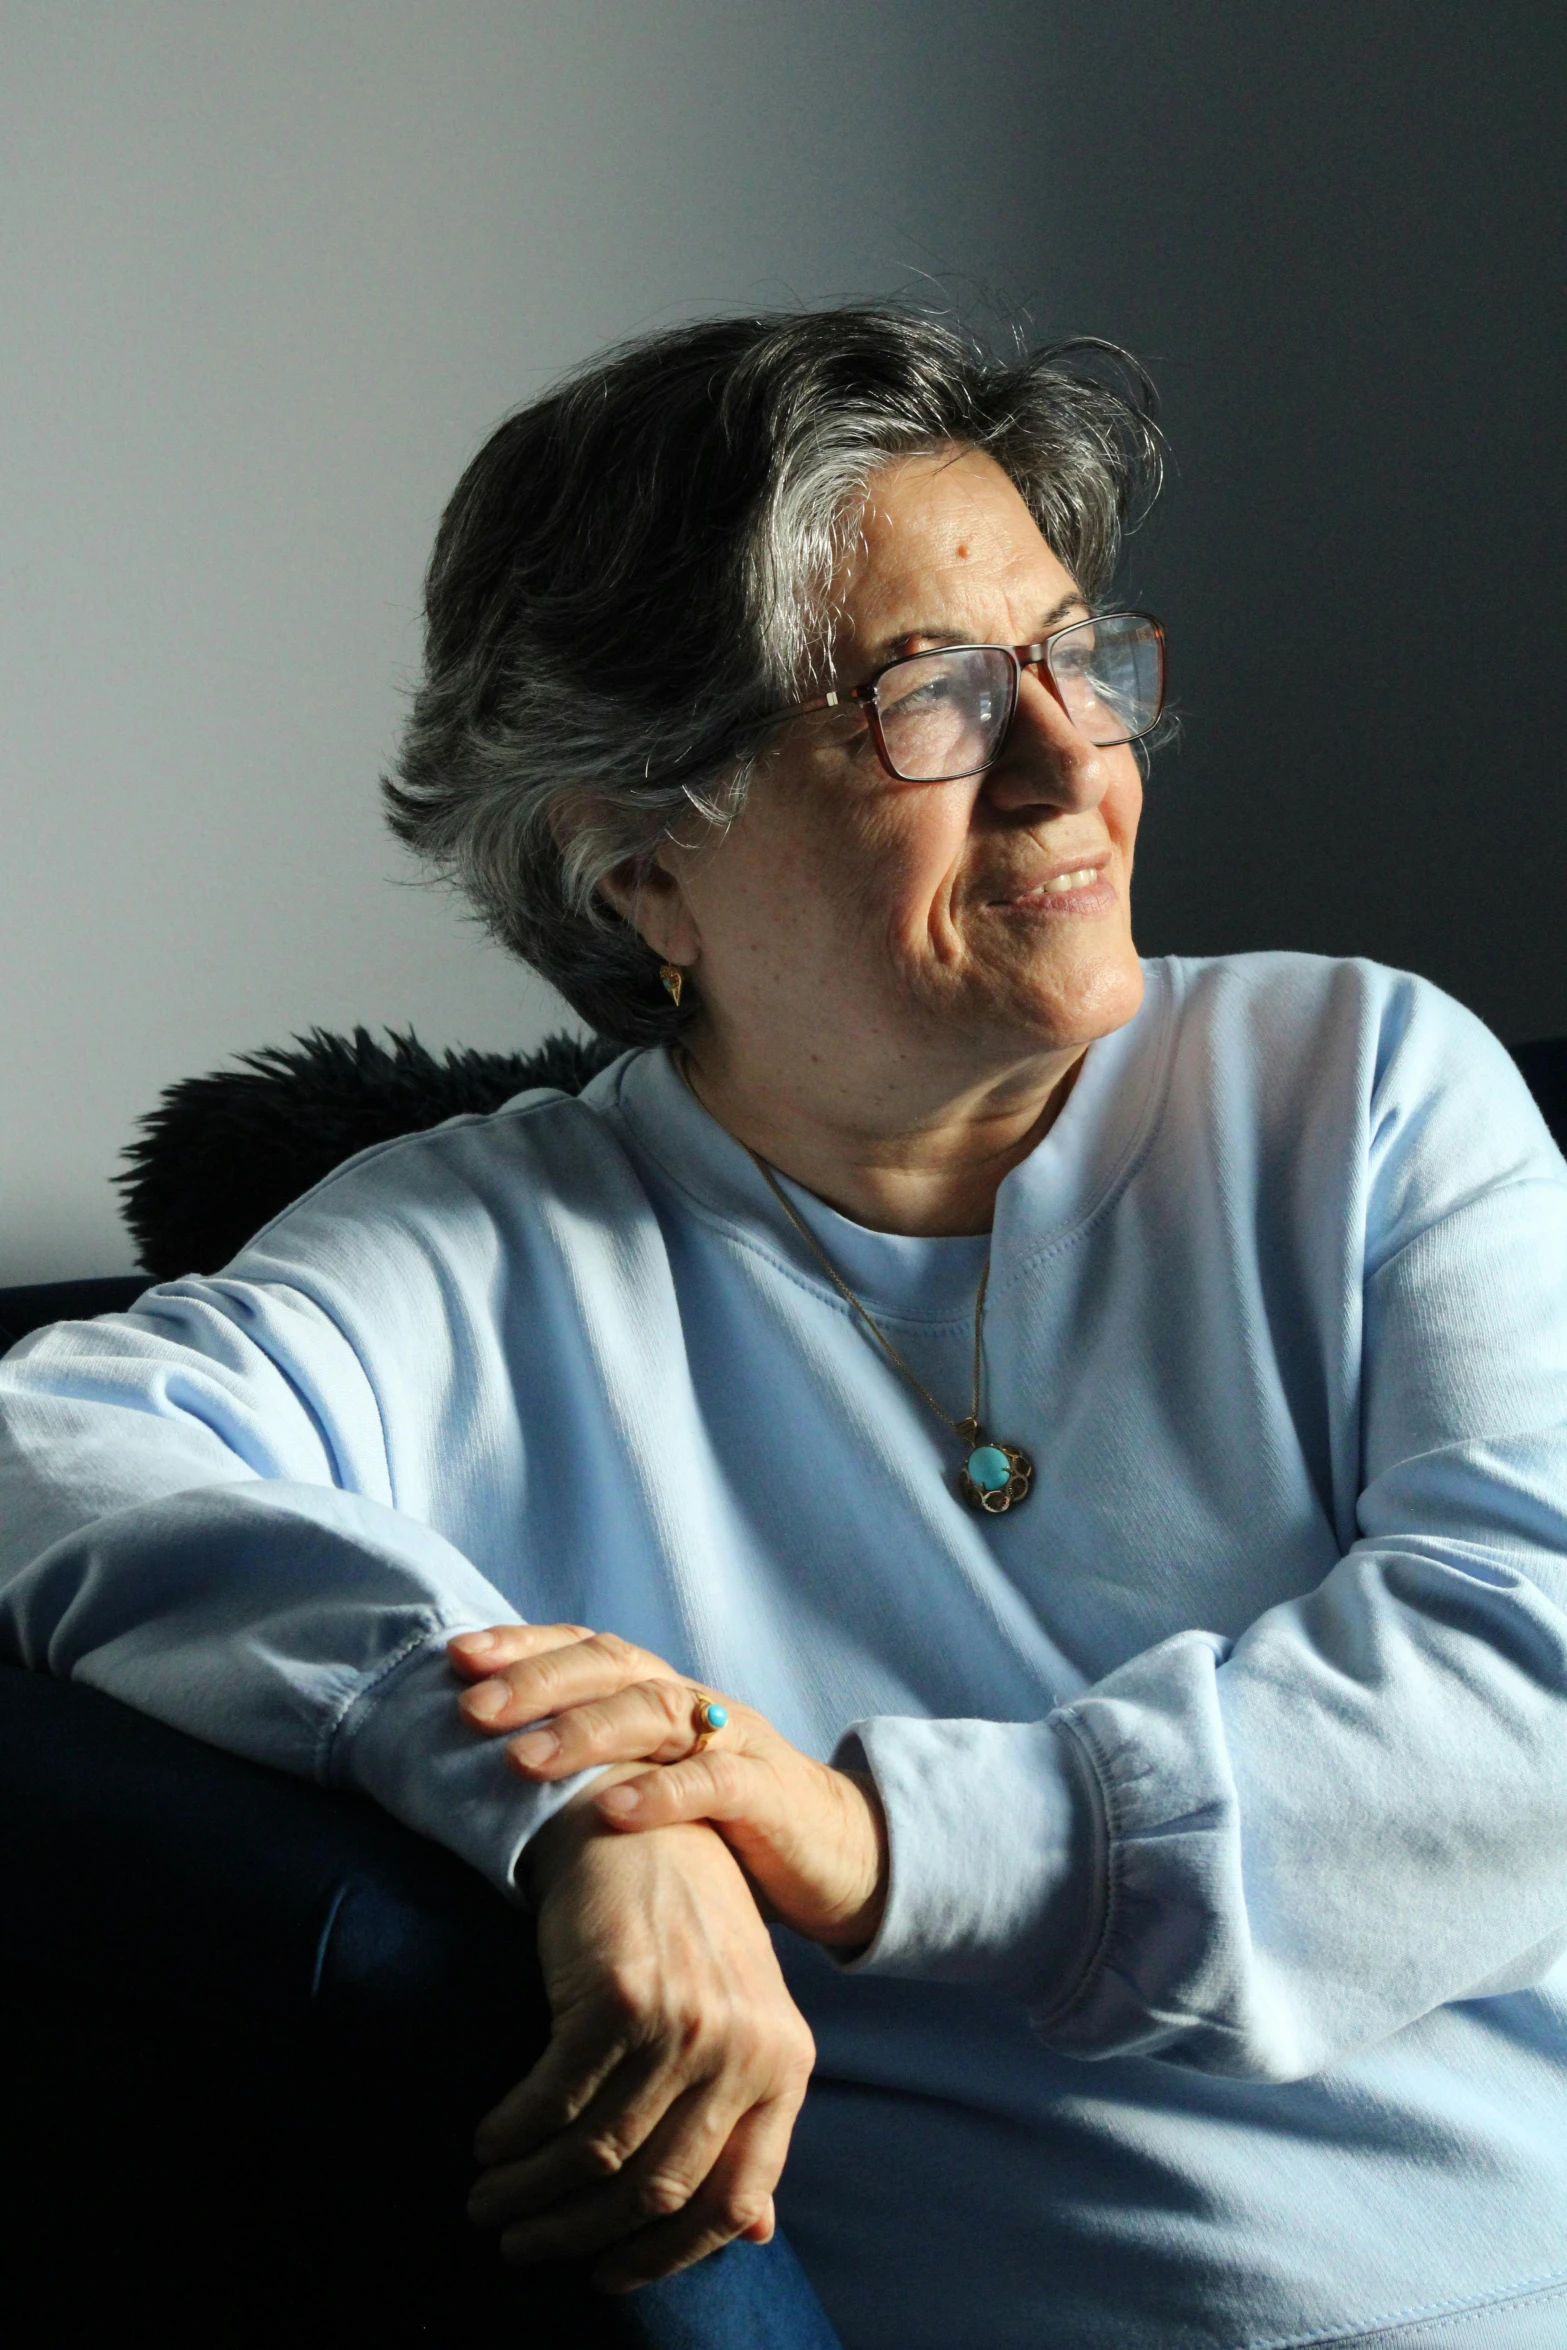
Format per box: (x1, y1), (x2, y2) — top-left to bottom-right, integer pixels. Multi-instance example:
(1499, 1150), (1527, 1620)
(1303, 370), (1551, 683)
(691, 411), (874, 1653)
(689, 1691), (729, 1753)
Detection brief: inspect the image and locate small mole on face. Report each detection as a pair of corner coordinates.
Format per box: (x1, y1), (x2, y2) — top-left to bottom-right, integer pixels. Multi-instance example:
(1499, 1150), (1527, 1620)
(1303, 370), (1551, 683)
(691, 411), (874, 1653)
(955, 543), (970, 560)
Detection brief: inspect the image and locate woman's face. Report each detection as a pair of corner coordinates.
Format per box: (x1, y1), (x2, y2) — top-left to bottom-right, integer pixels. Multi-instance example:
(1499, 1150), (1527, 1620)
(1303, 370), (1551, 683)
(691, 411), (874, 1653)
(651, 446), (1145, 1109)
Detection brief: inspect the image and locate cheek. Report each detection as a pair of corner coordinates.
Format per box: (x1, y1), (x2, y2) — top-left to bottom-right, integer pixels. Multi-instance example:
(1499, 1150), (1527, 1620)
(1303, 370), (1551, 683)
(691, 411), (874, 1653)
(691, 789), (880, 973)
(1107, 760), (1144, 866)
(848, 790), (975, 954)
(776, 787), (966, 956)
(689, 766), (975, 992)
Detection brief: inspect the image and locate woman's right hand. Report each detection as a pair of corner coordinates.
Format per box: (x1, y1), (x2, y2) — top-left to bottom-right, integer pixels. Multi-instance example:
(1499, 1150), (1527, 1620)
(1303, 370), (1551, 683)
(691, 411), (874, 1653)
(466, 1784), (816, 2294)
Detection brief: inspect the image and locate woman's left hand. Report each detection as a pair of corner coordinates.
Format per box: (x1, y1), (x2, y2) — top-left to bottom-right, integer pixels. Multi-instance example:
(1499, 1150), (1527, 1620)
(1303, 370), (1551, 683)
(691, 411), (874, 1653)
(448, 1624), (887, 1950)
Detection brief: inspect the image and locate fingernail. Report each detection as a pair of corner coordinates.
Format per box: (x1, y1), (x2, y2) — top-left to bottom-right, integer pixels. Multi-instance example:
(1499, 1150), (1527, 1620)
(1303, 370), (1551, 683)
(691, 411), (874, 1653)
(511, 1728), (559, 1767)
(451, 1630), (495, 1653)
(598, 1784), (641, 1817)
(462, 1680), (508, 1721)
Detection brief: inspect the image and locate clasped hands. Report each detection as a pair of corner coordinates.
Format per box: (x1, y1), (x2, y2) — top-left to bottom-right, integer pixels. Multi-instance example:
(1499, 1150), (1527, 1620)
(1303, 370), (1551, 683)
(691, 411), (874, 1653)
(445, 1620), (888, 2292)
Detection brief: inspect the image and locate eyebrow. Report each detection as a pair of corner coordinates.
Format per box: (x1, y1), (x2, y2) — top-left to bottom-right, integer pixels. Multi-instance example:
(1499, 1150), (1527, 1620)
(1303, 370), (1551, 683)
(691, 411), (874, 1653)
(863, 591), (1089, 666)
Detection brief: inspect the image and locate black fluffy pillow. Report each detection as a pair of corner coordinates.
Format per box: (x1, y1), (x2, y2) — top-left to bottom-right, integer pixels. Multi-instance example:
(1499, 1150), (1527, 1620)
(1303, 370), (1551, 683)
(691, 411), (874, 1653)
(118, 1027), (620, 1280)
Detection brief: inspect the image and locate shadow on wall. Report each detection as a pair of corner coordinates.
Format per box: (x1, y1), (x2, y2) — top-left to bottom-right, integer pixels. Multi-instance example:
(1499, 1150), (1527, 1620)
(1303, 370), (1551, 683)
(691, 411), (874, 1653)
(1039, 0), (1567, 1040)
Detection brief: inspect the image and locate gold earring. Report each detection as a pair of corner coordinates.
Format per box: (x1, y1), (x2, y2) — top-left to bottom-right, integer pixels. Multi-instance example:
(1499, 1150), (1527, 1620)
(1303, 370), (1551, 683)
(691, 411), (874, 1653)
(658, 962), (684, 1009)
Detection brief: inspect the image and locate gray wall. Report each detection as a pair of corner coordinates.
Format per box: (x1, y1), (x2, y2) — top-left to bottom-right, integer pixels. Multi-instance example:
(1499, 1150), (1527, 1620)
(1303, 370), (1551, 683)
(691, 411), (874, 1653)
(1042, 2), (1567, 1034)
(4, 3), (1562, 1283)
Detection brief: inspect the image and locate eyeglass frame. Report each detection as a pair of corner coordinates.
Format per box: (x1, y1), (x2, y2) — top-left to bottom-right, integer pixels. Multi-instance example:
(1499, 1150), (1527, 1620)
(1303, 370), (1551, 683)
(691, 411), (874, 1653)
(763, 608), (1167, 784)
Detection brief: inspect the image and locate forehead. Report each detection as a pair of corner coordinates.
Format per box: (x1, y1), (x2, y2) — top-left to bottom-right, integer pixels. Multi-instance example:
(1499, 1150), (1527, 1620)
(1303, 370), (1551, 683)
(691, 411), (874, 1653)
(833, 446), (1078, 656)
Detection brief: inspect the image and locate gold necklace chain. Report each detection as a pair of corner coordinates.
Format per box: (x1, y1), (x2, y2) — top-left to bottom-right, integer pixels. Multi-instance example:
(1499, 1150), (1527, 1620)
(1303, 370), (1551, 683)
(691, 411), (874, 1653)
(744, 1148), (988, 1439)
(672, 1046), (1033, 1512)
(741, 1146), (1033, 1516)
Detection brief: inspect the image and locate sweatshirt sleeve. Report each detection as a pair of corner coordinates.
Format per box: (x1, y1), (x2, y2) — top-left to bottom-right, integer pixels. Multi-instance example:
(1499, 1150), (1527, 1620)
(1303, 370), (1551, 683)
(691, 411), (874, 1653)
(0, 1251), (599, 1900)
(836, 984), (1567, 2080)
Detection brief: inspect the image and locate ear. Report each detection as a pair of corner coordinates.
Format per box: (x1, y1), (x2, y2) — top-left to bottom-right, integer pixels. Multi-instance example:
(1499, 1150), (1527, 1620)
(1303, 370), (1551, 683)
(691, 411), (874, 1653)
(548, 793), (705, 967)
(594, 850), (702, 967)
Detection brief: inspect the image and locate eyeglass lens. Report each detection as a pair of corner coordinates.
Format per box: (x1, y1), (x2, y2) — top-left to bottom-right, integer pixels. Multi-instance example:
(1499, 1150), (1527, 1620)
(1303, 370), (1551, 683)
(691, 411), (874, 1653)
(873, 615), (1162, 781)
(874, 647), (1015, 783)
(1047, 615), (1162, 749)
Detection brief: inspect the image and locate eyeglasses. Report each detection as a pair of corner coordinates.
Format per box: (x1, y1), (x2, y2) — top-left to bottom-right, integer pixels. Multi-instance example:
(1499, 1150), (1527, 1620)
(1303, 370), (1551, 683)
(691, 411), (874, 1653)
(769, 610), (1166, 784)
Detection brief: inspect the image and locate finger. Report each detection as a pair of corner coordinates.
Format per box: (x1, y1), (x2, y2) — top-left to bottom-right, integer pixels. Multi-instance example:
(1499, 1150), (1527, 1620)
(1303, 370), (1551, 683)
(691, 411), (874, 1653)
(742, 2198), (778, 2244)
(472, 2058), (747, 2238)
(470, 2052), (679, 2226)
(457, 1629), (687, 1732)
(494, 2073), (762, 2268)
(590, 2097), (800, 2293)
(594, 1749), (767, 1834)
(592, 1752), (883, 1945)
(447, 1622), (594, 1679)
(504, 1679), (727, 1779)
(474, 2008), (644, 2168)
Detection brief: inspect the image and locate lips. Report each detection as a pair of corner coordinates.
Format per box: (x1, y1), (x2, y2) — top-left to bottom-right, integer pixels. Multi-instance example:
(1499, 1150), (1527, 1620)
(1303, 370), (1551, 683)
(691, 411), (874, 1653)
(986, 852), (1113, 908)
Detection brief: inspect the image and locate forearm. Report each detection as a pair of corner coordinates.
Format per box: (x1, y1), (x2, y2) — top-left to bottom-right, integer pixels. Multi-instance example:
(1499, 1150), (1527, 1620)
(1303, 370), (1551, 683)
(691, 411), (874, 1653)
(830, 1713), (1095, 2000)
(0, 1479), (602, 1896)
(842, 1528), (1567, 2079)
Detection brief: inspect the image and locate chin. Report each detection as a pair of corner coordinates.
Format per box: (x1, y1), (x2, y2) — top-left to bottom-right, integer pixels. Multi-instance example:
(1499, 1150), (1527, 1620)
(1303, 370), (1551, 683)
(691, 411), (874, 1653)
(1016, 946), (1145, 1052)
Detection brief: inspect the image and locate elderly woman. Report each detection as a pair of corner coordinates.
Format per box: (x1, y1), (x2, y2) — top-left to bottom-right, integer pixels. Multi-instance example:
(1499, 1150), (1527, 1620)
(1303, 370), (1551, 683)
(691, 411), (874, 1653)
(4, 310), (1567, 2350)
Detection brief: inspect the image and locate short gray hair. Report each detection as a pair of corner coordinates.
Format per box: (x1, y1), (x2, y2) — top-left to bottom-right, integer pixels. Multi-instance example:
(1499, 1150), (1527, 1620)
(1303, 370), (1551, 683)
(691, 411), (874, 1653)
(383, 309), (1162, 1043)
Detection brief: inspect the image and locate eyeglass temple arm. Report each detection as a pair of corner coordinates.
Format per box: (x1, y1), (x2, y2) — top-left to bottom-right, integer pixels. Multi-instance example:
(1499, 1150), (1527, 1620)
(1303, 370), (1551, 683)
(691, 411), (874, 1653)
(768, 680), (875, 723)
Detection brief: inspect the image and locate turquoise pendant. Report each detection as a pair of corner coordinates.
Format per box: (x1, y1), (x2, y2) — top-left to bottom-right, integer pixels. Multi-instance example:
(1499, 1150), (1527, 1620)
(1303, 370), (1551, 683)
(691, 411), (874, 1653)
(958, 1431), (1033, 1515)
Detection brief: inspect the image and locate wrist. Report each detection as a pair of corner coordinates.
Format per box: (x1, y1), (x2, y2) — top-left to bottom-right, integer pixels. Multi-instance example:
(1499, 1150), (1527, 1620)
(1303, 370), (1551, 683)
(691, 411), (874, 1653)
(519, 1761), (649, 1904)
(816, 1766), (889, 1951)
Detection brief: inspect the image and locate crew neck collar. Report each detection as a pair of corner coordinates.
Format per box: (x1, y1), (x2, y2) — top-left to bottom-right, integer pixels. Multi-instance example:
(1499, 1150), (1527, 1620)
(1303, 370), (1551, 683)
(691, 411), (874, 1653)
(593, 960), (1176, 1325)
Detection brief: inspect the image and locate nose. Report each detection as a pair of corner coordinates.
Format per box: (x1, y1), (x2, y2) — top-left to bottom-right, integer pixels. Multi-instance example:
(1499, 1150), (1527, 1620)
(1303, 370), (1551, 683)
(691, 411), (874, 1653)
(981, 663), (1113, 817)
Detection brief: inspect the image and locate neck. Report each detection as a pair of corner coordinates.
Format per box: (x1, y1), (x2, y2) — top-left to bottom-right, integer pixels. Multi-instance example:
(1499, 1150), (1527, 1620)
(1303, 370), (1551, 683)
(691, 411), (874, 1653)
(677, 1028), (1089, 1236)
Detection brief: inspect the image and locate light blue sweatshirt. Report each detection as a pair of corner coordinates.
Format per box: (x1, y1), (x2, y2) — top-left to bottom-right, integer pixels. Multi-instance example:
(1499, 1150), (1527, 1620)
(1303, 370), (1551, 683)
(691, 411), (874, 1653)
(4, 953), (1567, 2349)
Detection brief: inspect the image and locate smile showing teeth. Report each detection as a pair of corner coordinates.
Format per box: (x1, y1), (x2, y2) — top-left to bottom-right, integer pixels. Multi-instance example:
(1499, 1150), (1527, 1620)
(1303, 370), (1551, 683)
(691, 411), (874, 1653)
(1041, 867), (1101, 894)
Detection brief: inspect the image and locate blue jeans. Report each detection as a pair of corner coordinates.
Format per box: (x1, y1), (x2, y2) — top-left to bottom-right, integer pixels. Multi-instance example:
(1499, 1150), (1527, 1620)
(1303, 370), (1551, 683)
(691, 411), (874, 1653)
(618, 2234), (843, 2348)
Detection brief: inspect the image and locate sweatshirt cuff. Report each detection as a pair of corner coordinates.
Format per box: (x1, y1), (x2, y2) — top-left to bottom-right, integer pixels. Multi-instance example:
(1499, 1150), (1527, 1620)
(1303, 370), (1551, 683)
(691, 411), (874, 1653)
(830, 1714), (1101, 2007)
(334, 1631), (605, 1902)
